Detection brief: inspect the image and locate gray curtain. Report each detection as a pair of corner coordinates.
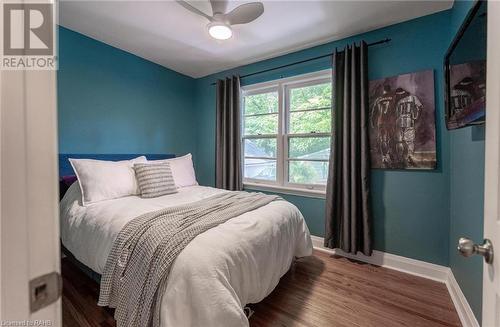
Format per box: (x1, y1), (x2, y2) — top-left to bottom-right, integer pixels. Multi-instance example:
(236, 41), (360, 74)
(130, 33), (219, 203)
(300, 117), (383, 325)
(216, 76), (243, 191)
(324, 42), (373, 256)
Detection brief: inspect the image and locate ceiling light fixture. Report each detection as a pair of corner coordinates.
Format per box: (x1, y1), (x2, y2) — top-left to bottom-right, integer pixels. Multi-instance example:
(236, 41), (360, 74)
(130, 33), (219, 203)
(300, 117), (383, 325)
(178, 0), (264, 41)
(207, 22), (233, 40)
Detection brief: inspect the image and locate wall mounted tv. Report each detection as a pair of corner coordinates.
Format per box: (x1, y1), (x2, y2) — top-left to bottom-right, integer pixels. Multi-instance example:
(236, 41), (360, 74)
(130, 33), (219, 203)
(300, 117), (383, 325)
(444, 0), (487, 130)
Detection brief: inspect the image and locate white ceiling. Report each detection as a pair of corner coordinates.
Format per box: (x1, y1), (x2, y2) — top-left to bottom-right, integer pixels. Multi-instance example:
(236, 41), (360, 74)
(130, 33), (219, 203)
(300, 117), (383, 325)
(59, 0), (453, 78)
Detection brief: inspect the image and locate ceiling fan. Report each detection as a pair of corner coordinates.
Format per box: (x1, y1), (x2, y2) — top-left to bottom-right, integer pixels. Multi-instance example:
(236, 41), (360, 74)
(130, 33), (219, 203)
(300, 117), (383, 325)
(177, 0), (264, 40)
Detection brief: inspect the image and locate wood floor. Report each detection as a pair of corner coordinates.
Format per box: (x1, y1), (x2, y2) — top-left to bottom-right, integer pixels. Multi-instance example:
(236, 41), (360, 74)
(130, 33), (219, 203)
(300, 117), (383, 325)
(62, 250), (461, 327)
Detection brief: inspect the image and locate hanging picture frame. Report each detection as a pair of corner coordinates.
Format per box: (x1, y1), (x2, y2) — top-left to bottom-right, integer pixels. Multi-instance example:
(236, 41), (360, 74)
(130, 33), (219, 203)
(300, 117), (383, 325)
(368, 69), (436, 170)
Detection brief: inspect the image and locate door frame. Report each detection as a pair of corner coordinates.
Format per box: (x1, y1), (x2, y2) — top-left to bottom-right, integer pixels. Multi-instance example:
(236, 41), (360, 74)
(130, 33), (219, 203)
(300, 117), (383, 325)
(0, 0), (61, 322)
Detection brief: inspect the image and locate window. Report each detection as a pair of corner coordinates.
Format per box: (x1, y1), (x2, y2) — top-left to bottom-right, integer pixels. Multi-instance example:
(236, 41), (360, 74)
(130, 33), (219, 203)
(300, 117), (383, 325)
(242, 70), (332, 196)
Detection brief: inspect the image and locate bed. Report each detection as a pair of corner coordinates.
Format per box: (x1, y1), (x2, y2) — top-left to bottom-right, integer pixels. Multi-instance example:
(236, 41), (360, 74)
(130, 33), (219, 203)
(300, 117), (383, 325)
(59, 154), (313, 327)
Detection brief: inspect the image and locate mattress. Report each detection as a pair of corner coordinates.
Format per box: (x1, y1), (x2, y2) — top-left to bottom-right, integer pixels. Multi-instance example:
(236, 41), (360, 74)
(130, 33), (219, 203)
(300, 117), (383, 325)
(60, 183), (313, 326)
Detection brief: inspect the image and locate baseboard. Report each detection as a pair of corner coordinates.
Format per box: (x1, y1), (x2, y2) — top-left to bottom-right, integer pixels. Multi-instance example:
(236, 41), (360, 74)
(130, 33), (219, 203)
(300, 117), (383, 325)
(311, 235), (479, 327)
(311, 235), (449, 281)
(445, 270), (480, 327)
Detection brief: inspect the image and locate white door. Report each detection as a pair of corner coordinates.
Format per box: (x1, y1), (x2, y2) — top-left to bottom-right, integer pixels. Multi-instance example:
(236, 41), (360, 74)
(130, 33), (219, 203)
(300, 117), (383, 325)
(482, 1), (500, 326)
(0, 4), (61, 323)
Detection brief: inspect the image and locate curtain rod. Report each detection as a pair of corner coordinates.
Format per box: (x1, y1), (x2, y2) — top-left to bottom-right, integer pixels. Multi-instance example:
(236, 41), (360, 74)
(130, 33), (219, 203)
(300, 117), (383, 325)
(210, 38), (391, 85)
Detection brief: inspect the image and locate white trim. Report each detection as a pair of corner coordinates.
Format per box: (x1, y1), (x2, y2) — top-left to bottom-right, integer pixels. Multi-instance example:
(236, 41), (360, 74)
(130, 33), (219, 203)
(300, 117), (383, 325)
(241, 70), (332, 192)
(446, 270), (480, 327)
(311, 235), (479, 327)
(242, 85), (279, 97)
(241, 69), (332, 93)
(277, 75), (285, 186)
(483, 1), (500, 325)
(244, 182), (325, 199)
(310, 235), (449, 282)
(1, 62), (61, 321)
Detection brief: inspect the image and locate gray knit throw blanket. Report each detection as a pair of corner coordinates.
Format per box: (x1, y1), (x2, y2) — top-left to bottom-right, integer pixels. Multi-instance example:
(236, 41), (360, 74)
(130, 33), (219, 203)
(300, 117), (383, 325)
(98, 191), (279, 327)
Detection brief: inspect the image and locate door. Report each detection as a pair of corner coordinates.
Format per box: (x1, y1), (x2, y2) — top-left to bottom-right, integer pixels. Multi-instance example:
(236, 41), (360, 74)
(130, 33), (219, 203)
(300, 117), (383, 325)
(482, 1), (500, 325)
(0, 1), (61, 322)
(1, 69), (61, 326)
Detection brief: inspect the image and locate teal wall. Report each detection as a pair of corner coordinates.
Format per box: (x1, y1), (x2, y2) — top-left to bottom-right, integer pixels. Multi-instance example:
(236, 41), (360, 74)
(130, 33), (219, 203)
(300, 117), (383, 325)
(447, 0), (485, 322)
(58, 3), (485, 322)
(58, 26), (196, 155)
(194, 11), (452, 266)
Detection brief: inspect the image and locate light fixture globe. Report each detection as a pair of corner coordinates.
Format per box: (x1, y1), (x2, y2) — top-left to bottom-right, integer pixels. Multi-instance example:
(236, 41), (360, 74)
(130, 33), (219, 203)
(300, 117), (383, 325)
(207, 22), (232, 40)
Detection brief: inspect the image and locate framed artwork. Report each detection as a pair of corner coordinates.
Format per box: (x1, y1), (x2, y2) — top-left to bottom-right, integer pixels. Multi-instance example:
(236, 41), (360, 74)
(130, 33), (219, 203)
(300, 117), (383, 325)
(369, 70), (436, 170)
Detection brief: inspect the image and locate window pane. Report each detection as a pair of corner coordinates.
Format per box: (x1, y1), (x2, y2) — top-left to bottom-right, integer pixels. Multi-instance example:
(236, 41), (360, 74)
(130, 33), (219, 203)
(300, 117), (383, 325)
(290, 109), (331, 134)
(244, 92), (278, 115)
(244, 158), (276, 181)
(244, 138), (276, 158)
(289, 137), (331, 159)
(244, 114), (278, 135)
(290, 82), (332, 111)
(289, 160), (329, 185)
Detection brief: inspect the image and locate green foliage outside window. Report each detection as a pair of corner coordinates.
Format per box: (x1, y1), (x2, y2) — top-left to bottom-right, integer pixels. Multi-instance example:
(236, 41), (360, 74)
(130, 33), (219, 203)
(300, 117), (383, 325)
(288, 83), (331, 161)
(244, 92), (278, 115)
(290, 83), (332, 111)
(243, 81), (332, 185)
(289, 161), (329, 184)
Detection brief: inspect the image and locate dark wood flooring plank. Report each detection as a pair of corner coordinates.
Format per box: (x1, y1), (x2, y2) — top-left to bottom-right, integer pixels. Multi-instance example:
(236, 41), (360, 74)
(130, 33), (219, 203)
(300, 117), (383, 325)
(62, 250), (461, 327)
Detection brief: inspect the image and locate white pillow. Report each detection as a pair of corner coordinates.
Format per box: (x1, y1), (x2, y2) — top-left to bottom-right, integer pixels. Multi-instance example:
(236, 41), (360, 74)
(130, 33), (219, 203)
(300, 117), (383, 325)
(150, 154), (198, 188)
(69, 156), (147, 206)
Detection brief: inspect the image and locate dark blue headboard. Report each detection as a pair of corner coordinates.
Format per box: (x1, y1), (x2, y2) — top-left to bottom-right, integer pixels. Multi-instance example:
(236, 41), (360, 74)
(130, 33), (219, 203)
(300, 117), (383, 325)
(58, 153), (176, 177)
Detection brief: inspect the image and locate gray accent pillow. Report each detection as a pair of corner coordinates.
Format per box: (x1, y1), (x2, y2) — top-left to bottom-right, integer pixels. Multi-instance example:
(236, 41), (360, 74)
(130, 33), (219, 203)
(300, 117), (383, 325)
(134, 163), (178, 198)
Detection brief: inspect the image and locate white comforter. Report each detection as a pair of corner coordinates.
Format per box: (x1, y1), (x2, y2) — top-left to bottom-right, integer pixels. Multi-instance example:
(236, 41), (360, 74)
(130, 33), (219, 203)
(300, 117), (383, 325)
(60, 184), (312, 327)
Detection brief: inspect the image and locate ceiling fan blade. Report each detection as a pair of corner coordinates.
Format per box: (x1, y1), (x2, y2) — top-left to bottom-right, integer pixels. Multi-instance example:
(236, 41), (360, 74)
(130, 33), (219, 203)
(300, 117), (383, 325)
(176, 1), (212, 21)
(209, 0), (228, 15)
(225, 2), (264, 25)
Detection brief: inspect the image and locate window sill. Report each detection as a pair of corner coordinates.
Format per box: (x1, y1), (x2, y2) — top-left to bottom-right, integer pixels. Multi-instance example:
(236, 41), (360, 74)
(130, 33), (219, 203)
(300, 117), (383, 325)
(243, 182), (326, 199)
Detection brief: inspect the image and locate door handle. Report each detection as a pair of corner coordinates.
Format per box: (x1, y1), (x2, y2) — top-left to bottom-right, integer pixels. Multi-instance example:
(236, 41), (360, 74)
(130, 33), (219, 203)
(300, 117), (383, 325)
(457, 237), (494, 264)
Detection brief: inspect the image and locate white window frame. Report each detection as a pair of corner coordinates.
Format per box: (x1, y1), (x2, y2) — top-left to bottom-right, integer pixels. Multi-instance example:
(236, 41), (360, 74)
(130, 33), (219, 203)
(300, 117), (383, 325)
(241, 69), (332, 198)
